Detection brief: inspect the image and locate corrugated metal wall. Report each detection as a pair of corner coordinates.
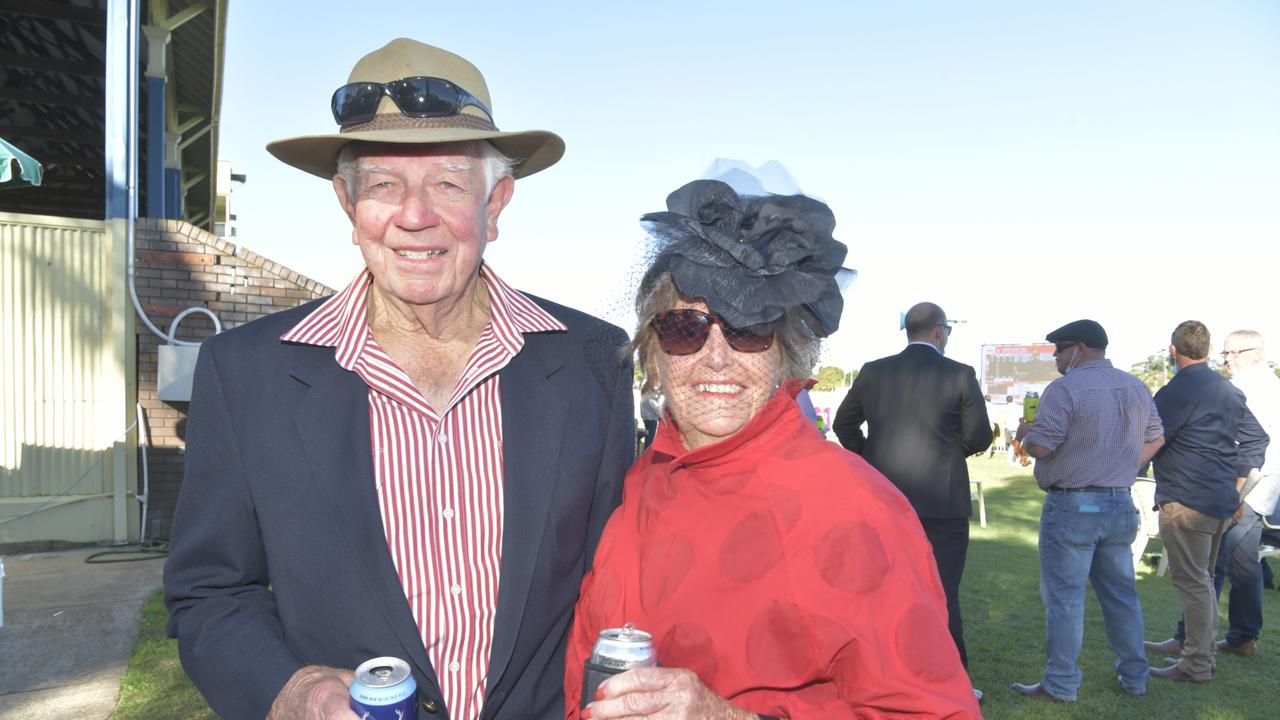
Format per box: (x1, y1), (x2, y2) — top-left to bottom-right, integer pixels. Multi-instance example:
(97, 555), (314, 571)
(0, 212), (136, 546)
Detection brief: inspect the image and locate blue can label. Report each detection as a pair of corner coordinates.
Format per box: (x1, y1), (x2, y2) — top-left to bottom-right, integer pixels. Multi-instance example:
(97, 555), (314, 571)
(350, 693), (416, 720)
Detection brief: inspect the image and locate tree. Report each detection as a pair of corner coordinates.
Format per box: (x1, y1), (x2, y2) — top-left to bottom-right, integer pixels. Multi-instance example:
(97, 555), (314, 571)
(1130, 351), (1172, 393)
(813, 366), (847, 391)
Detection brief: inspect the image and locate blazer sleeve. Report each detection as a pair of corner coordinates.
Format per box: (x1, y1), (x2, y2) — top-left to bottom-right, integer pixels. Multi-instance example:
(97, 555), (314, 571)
(163, 341), (304, 720)
(833, 371), (869, 453)
(1236, 403), (1270, 477)
(957, 366), (992, 456)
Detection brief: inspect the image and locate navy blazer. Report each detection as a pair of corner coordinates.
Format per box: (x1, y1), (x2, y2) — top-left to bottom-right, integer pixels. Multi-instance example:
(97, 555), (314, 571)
(833, 344), (991, 519)
(164, 295), (634, 719)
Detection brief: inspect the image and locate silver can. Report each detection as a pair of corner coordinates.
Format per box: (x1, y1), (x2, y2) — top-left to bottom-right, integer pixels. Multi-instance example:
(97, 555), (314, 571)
(581, 624), (656, 708)
(349, 656), (417, 720)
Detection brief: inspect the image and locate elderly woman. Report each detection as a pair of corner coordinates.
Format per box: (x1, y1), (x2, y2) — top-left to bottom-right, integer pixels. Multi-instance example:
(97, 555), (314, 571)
(563, 181), (980, 719)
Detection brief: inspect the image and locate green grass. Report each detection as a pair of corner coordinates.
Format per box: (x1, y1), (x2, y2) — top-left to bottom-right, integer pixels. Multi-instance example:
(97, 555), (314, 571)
(114, 457), (1280, 718)
(965, 455), (1280, 719)
(113, 590), (214, 719)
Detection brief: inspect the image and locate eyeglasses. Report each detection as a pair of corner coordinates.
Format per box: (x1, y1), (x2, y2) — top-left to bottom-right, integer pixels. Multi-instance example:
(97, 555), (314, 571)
(1221, 347), (1259, 358)
(651, 309), (774, 355)
(1053, 341), (1079, 355)
(936, 323), (953, 336)
(331, 76), (493, 126)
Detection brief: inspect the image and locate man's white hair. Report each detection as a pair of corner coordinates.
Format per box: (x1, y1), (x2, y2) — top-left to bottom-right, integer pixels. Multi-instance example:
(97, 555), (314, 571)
(335, 140), (515, 205)
(1226, 329), (1265, 351)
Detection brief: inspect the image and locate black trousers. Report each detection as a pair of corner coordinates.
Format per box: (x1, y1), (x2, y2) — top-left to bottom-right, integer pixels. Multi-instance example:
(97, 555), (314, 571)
(920, 516), (971, 668)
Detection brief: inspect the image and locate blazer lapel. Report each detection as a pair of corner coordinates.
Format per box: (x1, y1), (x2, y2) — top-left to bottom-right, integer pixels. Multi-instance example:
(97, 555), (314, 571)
(486, 341), (568, 694)
(288, 353), (441, 696)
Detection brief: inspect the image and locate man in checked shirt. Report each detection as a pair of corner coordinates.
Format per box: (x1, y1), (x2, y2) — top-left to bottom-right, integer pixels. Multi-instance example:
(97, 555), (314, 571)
(1010, 319), (1165, 703)
(164, 40), (634, 719)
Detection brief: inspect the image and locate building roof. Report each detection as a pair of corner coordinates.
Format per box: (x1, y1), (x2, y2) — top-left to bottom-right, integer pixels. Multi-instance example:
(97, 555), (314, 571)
(0, 0), (227, 229)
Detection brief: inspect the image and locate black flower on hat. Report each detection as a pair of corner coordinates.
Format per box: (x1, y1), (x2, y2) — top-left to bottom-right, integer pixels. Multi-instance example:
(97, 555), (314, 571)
(638, 179), (853, 337)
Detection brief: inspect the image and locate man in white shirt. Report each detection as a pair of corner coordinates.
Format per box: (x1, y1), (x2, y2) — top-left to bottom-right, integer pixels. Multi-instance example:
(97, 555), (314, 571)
(1215, 330), (1280, 656)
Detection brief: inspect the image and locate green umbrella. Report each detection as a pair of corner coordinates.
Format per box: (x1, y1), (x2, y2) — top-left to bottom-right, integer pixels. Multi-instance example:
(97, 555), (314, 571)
(1, 137), (43, 189)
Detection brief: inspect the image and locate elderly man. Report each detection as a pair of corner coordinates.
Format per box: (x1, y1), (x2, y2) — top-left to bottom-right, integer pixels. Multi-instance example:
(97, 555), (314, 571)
(163, 39), (634, 720)
(833, 302), (990, 679)
(1216, 331), (1280, 655)
(1145, 321), (1268, 684)
(1010, 320), (1163, 702)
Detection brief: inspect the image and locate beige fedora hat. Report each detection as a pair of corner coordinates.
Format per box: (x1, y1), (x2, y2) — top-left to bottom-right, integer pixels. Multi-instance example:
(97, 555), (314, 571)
(267, 38), (564, 179)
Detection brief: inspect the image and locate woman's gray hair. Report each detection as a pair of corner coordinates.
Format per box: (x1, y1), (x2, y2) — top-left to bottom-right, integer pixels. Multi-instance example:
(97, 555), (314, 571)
(335, 140), (515, 204)
(629, 273), (821, 394)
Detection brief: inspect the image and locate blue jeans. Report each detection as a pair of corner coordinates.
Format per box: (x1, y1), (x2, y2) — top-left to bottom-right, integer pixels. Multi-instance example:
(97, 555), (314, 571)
(1213, 510), (1264, 645)
(1039, 489), (1147, 700)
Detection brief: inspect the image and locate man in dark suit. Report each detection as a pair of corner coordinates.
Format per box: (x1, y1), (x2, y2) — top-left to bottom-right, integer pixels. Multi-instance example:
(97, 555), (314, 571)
(833, 301), (991, 671)
(163, 39), (633, 720)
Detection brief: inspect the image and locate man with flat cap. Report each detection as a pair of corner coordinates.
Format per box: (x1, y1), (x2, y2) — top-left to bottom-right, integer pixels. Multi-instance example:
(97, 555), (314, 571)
(833, 301), (991, 684)
(1143, 321), (1268, 684)
(163, 39), (634, 719)
(1010, 319), (1164, 702)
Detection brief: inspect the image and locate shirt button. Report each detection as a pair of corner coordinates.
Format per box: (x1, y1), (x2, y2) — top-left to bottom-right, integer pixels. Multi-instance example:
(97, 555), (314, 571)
(449, 662), (460, 672)
(442, 508), (455, 519)
(450, 584), (462, 595)
(437, 433), (449, 444)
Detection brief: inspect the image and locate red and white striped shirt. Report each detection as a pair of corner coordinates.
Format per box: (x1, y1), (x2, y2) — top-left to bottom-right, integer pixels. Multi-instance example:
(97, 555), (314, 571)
(281, 263), (566, 719)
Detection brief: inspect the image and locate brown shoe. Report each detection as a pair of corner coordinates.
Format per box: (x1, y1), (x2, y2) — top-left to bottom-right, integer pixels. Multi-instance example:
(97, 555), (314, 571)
(1217, 639), (1258, 657)
(1009, 682), (1071, 702)
(1149, 664), (1211, 684)
(1144, 637), (1183, 654)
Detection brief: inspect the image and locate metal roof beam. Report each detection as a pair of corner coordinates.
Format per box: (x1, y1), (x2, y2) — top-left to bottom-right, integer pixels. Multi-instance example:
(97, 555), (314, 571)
(0, 123), (99, 145)
(182, 172), (207, 191)
(0, 86), (103, 111)
(0, 51), (102, 76)
(158, 1), (210, 32)
(0, 0), (107, 26)
(175, 113), (206, 135)
(178, 120), (211, 149)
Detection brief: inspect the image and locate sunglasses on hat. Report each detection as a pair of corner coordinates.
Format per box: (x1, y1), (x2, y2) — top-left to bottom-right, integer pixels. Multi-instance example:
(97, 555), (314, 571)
(331, 76), (492, 126)
(651, 309), (774, 356)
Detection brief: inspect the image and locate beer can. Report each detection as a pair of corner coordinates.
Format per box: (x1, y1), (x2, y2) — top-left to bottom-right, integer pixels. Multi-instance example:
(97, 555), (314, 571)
(1023, 391), (1040, 423)
(581, 624), (657, 709)
(350, 657), (417, 720)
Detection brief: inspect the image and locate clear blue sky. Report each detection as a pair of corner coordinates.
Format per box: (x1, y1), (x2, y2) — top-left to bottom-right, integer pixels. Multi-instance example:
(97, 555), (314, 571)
(218, 0), (1280, 374)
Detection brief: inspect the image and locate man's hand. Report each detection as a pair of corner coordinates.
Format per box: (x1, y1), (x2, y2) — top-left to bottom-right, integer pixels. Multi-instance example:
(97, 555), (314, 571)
(1015, 419), (1031, 442)
(1232, 503), (1245, 524)
(586, 666), (757, 720)
(267, 665), (359, 720)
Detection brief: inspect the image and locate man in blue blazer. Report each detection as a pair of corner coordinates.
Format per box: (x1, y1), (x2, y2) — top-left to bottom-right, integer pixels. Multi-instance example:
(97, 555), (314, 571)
(833, 302), (991, 675)
(163, 39), (633, 720)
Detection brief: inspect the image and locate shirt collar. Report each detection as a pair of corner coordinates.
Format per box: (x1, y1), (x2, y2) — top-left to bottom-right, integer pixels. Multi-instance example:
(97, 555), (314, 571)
(906, 341), (942, 355)
(281, 262), (567, 362)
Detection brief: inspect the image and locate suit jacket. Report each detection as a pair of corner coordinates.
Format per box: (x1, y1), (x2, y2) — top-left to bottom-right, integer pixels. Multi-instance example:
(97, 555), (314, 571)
(163, 295), (634, 720)
(833, 344), (991, 519)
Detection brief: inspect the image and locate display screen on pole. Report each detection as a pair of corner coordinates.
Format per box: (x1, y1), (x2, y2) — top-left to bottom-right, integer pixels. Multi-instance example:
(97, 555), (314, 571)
(980, 343), (1057, 400)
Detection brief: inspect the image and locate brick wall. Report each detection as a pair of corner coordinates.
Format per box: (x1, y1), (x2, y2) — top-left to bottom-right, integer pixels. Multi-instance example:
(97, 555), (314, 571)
(134, 218), (333, 539)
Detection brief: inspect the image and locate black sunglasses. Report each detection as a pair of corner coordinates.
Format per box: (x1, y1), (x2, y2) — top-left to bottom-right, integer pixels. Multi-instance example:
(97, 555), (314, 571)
(331, 76), (493, 126)
(1053, 341), (1079, 354)
(651, 309), (773, 356)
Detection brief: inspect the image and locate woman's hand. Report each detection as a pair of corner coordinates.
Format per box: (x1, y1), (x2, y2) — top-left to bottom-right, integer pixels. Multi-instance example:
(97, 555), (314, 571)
(584, 667), (757, 720)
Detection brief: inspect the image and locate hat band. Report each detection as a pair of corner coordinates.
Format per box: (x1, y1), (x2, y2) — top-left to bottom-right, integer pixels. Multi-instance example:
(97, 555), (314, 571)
(339, 112), (498, 134)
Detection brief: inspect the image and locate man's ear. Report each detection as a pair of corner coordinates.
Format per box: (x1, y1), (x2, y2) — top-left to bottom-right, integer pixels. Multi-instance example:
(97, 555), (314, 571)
(484, 174), (515, 243)
(333, 175), (358, 226)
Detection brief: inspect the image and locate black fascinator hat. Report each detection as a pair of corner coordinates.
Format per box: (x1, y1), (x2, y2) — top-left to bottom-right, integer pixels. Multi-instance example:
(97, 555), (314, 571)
(638, 179), (854, 337)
